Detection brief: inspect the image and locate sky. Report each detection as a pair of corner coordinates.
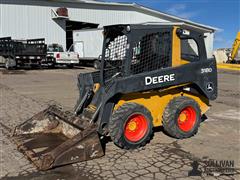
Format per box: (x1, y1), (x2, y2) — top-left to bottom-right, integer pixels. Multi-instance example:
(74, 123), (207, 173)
(104, 0), (240, 49)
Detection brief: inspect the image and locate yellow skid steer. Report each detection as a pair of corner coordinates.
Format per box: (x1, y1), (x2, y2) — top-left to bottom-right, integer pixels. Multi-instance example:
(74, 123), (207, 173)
(12, 24), (217, 170)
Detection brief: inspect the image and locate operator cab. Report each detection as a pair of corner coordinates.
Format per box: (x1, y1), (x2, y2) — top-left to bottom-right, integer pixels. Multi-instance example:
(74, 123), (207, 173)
(100, 23), (208, 85)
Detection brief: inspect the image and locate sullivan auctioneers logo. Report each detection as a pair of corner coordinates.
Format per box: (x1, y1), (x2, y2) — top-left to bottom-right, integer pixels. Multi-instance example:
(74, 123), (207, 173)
(188, 159), (238, 177)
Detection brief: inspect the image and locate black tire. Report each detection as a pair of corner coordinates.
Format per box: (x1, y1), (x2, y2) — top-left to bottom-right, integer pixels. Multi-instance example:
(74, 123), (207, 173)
(5, 58), (16, 70)
(5, 58), (12, 70)
(162, 96), (201, 139)
(67, 64), (74, 68)
(109, 102), (153, 149)
(79, 61), (86, 66)
(93, 60), (100, 69)
(50, 63), (55, 69)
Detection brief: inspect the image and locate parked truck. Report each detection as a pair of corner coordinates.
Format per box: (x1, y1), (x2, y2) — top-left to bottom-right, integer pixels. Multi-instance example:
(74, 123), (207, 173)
(0, 37), (47, 69)
(44, 44), (79, 68)
(72, 28), (103, 69)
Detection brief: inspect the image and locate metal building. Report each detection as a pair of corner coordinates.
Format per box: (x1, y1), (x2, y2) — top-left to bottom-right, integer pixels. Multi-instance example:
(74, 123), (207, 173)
(0, 0), (216, 57)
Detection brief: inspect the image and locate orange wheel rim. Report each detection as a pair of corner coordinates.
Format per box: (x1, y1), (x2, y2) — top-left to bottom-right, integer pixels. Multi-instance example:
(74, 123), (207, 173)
(124, 114), (148, 142)
(177, 106), (197, 132)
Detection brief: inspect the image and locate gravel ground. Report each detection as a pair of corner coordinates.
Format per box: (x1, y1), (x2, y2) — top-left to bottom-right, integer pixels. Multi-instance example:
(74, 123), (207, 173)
(0, 67), (239, 180)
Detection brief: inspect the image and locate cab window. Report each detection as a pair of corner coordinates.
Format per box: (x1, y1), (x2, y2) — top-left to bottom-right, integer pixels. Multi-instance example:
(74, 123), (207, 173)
(47, 45), (64, 52)
(181, 39), (199, 62)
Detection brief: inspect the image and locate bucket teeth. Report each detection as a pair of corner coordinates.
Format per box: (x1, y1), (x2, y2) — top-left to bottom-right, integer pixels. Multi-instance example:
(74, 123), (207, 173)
(12, 105), (104, 170)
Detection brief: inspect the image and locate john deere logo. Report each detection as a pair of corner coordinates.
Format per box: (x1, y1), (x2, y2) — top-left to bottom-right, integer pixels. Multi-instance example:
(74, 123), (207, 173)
(206, 82), (213, 92)
(145, 73), (175, 86)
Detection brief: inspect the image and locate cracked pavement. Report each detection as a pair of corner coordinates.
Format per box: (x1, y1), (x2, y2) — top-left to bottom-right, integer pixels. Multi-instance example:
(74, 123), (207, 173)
(0, 67), (239, 179)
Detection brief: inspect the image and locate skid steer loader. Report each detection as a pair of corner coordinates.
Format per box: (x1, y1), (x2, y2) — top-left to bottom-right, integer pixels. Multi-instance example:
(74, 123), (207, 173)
(12, 24), (217, 170)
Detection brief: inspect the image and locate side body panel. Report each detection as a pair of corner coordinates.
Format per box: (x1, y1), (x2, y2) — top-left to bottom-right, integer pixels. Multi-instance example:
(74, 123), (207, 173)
(115, 88), (210, 127)
(96, 58), (217, 134)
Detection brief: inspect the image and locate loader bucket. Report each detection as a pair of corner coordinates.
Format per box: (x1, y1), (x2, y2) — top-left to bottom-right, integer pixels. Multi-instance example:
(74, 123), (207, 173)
(12, 105), (104, 170)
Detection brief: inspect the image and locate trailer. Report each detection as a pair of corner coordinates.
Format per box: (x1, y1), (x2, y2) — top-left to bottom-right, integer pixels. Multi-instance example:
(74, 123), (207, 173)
(72, 28), (103, 68)
(0, 37), (47, 69)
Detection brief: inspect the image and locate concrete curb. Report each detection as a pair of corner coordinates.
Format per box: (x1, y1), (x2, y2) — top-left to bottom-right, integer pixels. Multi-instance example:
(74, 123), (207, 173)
(217, 63), (240, 71)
